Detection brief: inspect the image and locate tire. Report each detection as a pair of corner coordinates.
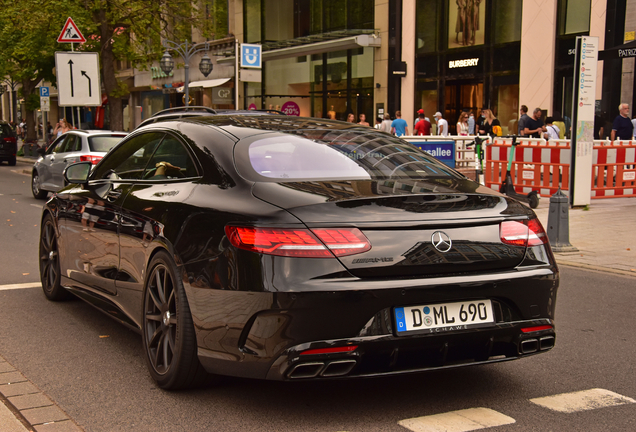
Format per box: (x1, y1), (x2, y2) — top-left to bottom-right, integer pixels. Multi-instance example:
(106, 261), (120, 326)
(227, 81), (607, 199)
(32, 171), (48, 200)
(142, 251), (209, 389)
(8, 157), (16, 166)
(528, 192), (539, 209)
(39, 214), (70, 301)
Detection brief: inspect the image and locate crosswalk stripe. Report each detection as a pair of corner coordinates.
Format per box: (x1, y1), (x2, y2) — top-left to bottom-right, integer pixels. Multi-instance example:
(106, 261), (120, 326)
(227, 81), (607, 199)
(0, 282), (41, 291)
(529, 388), (636, 413)
(398, 408), (515, 432)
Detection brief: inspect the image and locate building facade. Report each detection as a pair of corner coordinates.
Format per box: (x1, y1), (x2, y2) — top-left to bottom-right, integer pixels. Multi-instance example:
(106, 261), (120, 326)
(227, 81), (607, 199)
(2, 0), (634, 136)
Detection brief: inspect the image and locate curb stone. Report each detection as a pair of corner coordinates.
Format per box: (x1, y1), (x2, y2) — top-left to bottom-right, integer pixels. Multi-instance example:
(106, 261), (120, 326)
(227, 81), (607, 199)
(0, 355), (83, 432)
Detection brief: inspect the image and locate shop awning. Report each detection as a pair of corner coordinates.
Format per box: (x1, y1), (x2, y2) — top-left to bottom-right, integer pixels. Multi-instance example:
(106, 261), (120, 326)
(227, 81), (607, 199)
(598, 40), (636, 61)
(188, 77), (232, 88)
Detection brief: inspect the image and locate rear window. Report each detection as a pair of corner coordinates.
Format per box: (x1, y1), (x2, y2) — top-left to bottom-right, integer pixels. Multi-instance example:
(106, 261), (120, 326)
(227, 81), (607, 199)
(237, 130), (461, 182)
(88, 135), (125, 152)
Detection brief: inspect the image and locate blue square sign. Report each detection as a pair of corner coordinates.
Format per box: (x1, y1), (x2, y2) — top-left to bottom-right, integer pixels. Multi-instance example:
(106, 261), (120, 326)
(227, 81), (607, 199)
(241, 44), (262, 69)
(40, 87), (50, 97)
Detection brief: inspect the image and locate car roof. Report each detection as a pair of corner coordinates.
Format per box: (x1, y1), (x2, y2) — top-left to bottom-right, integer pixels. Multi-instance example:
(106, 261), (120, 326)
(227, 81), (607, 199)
(143, 115), (374, 140)
(136, 108), (284, 130)
(64, 129), (128, 136)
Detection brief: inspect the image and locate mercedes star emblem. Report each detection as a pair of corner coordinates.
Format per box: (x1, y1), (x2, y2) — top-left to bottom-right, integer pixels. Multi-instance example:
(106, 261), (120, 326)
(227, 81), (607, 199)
(431, 231), (452, 253)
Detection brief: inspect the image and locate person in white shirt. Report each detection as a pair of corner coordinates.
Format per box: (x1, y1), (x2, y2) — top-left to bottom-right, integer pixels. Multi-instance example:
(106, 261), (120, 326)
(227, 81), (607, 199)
(434, 112), (448, 136)
(544, 117), (561, 140)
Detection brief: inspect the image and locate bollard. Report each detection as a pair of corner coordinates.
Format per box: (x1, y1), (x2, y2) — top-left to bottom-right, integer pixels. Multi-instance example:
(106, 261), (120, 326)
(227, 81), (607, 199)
(546, 189), (578, 252)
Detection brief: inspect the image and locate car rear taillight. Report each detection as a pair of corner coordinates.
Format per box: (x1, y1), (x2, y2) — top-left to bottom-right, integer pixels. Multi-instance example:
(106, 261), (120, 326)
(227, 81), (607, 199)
(80, 155), (103, 164)
(225, 226), (371, 258)
(3, 137), (16, 143)
(500, 218), (548, 247)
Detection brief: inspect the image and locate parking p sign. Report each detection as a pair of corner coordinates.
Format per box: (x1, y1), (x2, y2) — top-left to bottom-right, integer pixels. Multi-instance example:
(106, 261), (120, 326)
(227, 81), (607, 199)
(40, 87), (50, 97)
(240, 44), (262, 69)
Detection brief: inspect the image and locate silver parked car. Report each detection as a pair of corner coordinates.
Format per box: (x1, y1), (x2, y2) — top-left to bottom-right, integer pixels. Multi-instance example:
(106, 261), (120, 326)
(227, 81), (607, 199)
(32, 130), (127, 199)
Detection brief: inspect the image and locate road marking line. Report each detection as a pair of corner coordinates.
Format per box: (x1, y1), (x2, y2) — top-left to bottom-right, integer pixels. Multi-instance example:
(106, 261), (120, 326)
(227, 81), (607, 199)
(31, 204), (43, 208)
(0, 282), (41, 291)
(398, 408), (515, 432)
(529, 388), (636, 413)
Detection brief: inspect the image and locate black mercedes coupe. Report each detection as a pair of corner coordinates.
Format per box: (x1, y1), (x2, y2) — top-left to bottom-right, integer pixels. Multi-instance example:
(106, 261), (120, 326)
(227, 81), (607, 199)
(39, 115), (558, 389)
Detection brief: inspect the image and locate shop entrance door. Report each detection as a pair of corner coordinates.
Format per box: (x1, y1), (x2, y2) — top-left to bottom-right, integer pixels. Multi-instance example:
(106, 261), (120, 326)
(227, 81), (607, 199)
(445, 81), (483, 134)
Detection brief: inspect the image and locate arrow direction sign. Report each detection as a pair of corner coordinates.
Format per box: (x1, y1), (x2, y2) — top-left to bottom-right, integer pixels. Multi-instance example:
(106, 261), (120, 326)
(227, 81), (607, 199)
(68, 60), (75, 96)
(55, 52), (101, 106)
(81, 71), (92, 97)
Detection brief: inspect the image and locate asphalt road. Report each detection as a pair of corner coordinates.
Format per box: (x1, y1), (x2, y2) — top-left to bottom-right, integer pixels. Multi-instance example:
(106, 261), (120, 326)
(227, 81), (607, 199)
(1, 161), (635, 432)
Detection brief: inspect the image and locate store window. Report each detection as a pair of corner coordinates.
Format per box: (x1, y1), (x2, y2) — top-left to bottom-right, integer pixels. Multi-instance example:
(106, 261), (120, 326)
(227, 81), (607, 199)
(491, 77), (519, 135)
(492, 0), (522, 44)
(416, 0), (440, 54)
(448, 0), (486, 49)
(558, 0), (591, 35)
(245, 48), (374, 121)
(245, 0), (373, 44)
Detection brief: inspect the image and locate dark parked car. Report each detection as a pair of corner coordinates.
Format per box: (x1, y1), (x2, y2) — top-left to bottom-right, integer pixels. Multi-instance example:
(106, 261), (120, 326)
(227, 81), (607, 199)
(39, 115), (558, 390)
(0, 121), (18, 166)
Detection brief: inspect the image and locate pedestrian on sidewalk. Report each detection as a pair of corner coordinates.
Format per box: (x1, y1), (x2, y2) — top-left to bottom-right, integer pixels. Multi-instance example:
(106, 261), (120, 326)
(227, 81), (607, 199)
(610, 103), (633, 143)
(523, 108), (545, 138)
(391, 111), (409, 137)
(434, 111), (448, 136)
(414, 111), (432, 136)
(53, 118), (70, 138)
(517, 105), (530, 136)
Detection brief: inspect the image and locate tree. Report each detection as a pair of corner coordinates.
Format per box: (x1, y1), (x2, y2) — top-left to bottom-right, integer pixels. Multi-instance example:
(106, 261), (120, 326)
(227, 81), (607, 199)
(76, 0), (223, 130)
(0, 0), (70, 141)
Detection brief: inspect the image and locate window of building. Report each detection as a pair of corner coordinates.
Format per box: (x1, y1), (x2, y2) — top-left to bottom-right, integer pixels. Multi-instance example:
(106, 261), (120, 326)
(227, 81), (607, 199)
(416, 0), (440, 54)
(558, 0), (591, 35)
(244, 0), (374, 44)
(448, 0), (486, 49)
(492, 0), (522, 44)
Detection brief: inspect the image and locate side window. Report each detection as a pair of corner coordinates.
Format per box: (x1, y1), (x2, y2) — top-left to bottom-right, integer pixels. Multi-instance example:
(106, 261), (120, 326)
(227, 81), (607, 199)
(49, 136), (67, 154)
(92, 132), (165, 180)
(68, 135), (82, 152)
(142, 135), (199, 180)
(61, 135), (80, 153)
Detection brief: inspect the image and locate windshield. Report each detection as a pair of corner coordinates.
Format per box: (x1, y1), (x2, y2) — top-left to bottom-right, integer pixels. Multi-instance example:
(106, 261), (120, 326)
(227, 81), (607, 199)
(88, 135), (125, 152)
(237, 129), (461, 182)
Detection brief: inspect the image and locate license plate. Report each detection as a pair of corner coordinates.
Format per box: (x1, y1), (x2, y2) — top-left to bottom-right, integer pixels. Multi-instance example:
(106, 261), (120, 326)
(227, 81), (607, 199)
(394, 300), (494, 335)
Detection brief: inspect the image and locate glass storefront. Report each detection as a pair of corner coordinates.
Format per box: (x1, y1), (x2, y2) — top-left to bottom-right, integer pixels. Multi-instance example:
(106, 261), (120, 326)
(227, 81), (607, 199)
(416, 0), (522, 134)
(244, 0), (375, 120)
(245, 48), (374, 120)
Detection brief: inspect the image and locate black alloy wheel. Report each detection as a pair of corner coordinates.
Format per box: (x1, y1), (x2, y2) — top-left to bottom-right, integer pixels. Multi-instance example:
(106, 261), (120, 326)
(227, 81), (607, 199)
(39, 214), (69, 301)
(32, 171), (47, 199)
(142, 251), (209, 389)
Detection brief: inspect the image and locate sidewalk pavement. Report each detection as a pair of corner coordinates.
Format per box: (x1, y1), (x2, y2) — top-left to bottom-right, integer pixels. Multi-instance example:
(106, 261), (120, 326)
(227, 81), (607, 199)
(533, 196), (636, 277)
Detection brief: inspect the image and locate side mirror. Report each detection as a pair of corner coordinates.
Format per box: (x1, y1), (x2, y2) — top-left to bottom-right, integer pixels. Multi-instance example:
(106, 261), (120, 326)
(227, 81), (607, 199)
(64, 161), (92, 185)
(37, 147), (46, 156)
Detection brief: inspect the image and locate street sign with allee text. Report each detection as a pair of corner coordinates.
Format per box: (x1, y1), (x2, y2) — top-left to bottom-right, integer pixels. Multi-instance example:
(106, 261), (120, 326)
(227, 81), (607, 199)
(55, 52), (102, 106)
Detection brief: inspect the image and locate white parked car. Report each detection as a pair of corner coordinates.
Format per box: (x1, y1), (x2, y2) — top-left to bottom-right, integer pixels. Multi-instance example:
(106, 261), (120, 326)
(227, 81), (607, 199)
(32, 130), (127, 199)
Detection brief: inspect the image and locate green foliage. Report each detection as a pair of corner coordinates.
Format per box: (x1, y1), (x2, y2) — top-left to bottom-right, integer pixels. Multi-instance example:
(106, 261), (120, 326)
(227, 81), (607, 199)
(24, 93), (41, 112)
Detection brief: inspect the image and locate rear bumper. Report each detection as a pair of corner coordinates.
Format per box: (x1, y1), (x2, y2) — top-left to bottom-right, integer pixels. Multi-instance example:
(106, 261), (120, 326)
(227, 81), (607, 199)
(188, 266), (558, 381)
(266, 320), (555, 380)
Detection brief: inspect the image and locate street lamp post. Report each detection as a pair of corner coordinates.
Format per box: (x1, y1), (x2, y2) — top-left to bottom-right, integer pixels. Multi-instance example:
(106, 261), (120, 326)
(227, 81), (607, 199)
(160, 40), (213, 107)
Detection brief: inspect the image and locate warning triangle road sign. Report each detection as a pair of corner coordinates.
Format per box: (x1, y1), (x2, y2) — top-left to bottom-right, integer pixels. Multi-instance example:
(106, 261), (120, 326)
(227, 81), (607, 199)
(57, 17), (86, 43)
